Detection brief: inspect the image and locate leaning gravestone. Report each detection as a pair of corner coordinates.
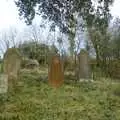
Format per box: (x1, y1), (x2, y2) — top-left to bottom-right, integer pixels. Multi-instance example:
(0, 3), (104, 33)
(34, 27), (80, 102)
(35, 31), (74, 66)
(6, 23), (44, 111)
(3, 48), (21, 90)
(48, 55), (64, 88)
(78, 49), (91, 80)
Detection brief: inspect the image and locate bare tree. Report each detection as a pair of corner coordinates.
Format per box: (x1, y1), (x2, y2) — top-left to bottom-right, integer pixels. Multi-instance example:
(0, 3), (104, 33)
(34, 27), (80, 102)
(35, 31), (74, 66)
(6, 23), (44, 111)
(0, 27), (18, 55)
(9, 27), (18, 48)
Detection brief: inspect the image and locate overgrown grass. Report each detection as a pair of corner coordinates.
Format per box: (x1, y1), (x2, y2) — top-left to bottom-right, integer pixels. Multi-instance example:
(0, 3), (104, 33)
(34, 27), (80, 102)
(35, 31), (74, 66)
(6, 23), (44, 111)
(0, 69), (120, 120)
(0, 63), (1, 73)
(0, 62), (3, 73)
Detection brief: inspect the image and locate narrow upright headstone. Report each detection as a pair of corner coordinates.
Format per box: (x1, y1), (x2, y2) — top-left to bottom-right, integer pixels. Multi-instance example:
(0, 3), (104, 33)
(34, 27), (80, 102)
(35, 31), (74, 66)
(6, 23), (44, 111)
(78, 49), (91, 79)
(3, 48), (21, 86)
(48, 55), (64, 88)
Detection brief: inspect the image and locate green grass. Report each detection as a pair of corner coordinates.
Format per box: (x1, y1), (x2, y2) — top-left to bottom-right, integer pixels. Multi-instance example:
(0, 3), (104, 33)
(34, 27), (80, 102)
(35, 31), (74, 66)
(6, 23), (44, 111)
(0, 63), (3, 73)
(0, 63), (1, 73)
(0, 69), (120, 120)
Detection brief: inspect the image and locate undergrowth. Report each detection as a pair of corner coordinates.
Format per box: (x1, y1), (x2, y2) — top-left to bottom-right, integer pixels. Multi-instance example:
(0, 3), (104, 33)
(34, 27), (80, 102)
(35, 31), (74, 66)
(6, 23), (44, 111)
(0, 69), (120, 120)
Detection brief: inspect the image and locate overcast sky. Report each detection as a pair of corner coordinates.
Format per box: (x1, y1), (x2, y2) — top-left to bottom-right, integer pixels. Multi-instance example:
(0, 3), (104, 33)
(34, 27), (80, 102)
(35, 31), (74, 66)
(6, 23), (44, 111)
(0, 0), (120, 31)
(0, 0), (119, 57)
(0, 0), (25, 31)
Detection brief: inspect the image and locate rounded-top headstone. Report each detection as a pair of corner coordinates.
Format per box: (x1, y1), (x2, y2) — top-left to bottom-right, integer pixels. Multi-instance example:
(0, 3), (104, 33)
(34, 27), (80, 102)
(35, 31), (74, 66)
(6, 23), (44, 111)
(3, 48), (22, 81)
(48, 54), (64, 88)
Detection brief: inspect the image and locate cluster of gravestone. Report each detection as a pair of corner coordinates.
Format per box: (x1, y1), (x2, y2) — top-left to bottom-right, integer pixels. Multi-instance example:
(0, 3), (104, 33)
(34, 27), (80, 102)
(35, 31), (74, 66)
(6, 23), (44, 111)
(0, 48), (91, 94)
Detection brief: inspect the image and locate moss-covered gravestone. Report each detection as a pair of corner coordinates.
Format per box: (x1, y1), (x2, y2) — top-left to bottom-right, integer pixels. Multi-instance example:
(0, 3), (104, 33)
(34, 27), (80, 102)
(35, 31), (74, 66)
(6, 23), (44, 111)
(78, 49), (91, 79)
(0, 74), (8, 94)
(3, 48), (21, 90)
(48, 55), (64, 88)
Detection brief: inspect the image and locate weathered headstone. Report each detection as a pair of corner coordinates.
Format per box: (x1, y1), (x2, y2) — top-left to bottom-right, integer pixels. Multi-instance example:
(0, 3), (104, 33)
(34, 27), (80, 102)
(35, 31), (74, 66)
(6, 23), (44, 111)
(0, 74), (8, 94)
(25, 59), (39, 69)
(48, 55), (64, 88)
(78, 49), (91, 79)
(3, 48), (21, 87)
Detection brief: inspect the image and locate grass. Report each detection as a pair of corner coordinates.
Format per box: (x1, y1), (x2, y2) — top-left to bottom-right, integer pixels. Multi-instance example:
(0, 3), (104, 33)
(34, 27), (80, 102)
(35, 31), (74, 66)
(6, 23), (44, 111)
(0, 63), (1, 73)
(0, 68), (120, 120)
(0, 62), (3, 73)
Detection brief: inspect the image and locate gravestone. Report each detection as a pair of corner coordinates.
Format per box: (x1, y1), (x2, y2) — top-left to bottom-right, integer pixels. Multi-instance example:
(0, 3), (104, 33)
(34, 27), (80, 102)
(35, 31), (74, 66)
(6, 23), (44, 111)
(78, 49), (91, 79)
(25, 59), (39, 69)
(48, 55), (64, 88)
(0, 74), (8, 94)
(3, 48), (21, 88)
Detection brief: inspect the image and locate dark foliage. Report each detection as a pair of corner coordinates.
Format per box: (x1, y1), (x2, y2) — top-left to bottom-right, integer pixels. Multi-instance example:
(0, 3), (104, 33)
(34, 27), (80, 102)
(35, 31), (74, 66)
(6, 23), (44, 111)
(15, 0), (114, 33)
(18, 41), (58, 64)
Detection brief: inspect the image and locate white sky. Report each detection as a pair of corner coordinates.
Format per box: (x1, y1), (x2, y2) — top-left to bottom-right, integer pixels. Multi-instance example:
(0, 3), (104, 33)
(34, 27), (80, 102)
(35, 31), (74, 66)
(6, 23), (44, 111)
(0, 0), (26, 31)
(0, 0), (119, 31)
(110, 0), (120, 18)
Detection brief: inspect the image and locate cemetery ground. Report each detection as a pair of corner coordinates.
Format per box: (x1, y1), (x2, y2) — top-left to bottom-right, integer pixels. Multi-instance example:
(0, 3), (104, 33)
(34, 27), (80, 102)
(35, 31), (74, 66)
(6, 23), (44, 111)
(0, 67), (120, 120)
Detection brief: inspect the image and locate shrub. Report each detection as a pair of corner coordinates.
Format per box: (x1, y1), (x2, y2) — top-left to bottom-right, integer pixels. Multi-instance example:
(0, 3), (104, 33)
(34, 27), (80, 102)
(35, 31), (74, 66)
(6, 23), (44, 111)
(109, 60), (120, 79)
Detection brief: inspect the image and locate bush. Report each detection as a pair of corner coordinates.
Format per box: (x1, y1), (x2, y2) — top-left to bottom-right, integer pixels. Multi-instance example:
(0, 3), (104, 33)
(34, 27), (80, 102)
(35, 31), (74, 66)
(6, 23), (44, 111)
(109, 60), (120, 79)
(21, 58), (39, 69)
(113, 84), (120, 97)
